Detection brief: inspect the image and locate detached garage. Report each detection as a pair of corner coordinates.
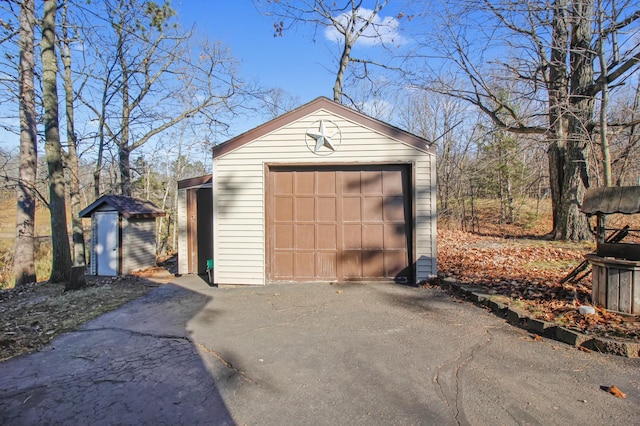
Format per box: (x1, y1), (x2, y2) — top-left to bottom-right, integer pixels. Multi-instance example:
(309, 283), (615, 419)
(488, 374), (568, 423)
(177, 96), (437, 285)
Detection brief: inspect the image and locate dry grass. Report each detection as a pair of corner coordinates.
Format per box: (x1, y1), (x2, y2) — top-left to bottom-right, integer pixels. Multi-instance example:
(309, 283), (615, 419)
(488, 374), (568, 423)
(0, 199), (73, 289)
(0, 276), (160, 362)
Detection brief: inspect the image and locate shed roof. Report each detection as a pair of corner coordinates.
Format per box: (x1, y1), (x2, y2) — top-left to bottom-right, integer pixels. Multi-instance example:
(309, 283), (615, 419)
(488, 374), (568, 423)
(177, 174), (212, 189)
(79, 195), (166, 219)
(581, 186), (640, 215)
(213, 96), (434, 159)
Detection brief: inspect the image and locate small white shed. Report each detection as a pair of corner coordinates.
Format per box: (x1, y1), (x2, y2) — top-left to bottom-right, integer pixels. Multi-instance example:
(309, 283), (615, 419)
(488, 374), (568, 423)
(80, 195), (166, 276)
(177, 97), (437, 285)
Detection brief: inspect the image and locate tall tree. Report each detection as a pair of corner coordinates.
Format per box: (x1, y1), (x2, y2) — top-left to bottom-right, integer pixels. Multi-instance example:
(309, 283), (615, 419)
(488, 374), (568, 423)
(60, 0), (85, 266)
(42, 0), (72, 282)
(83, 0), (240, 196)
(14, 0), (38, 286)
(409, 0), (640, 240)
(257, 0), (394, 105)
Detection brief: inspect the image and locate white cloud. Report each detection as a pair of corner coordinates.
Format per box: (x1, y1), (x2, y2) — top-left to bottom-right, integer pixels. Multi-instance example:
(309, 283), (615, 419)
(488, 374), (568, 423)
(359, 98), (395, 122)
(324, 8), (405, 47)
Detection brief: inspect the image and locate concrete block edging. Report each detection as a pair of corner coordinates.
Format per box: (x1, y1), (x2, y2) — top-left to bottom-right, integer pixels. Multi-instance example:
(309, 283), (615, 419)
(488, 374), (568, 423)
(436, 277), (640, 358)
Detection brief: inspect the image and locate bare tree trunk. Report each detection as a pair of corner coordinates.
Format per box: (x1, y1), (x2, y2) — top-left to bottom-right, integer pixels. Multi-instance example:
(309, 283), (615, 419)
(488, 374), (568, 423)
(14, 0), (37, 287)
(334, 35), (352, 102)
(119, 147), (132, 196)
(42, 0), (72, 283)
(557, 0), (594, 241)
(597, 8), (612, 187)
(93, 77), (110, 197)
(61, 1), (86, 266)
(548, 0), (569, 238)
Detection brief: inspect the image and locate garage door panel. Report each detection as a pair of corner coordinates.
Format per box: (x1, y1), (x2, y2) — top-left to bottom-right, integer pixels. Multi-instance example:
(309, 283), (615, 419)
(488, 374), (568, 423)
(295, 172), (315, 194)
(295, 197), (314, 221)
(363, 197), (384, 221)
(362, 224), (384, 249)
(343, 197), (361, 221)
(275, 172), (293, 194)
(295, 252), (315, 277)
(296, 224), (315, 249)
(275, 252), (294, 277)
(317, 224), (337, 249)
(342, 172), (361, 194)
(343, 224), (362, 249)
(383, 196), (405, 221)
(275, 224), (294, 249)
(385, 251), (407, 276)
(383, 171), (404, 195)
(384, 224), (408, 249)
(362, 171), (383, 194)
(275, 197), (293, 221)
(270, 166), (411, 282)
(362, 251), (385, 277)
(316, 252), (337, 278)
(317, 171), (336, 194)
(343, 251), (362, 278)
(317, 198), (337, 221)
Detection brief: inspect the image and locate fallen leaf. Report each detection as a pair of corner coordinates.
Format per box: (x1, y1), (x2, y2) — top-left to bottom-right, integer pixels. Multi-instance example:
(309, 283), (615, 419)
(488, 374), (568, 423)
(603, 385), (626, 399)
(532, 334), (542, 341)
(434, 229), (640, 340)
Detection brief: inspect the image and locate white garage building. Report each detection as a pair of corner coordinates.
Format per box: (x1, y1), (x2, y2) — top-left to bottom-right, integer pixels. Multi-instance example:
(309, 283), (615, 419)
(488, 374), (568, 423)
(177, 97), (437, 285)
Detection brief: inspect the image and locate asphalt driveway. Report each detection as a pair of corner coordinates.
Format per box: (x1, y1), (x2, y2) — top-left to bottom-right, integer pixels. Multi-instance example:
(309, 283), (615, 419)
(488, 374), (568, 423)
(1, 275), (638, 425)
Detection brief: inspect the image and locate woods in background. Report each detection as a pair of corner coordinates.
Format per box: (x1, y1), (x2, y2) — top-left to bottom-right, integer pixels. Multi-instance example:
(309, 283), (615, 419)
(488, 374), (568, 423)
(0, 0), (639, 287)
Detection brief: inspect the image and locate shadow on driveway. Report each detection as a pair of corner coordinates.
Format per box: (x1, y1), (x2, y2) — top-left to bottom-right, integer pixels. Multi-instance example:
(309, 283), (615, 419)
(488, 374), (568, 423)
(1, 277), (639, 425)
(0, 279), (233, 425)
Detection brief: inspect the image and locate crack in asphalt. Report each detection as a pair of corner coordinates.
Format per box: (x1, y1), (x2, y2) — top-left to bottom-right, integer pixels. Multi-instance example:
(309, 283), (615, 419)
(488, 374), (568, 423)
(434, 326), (504, 426)
(76, 326), (191, 342)
(194, 342), (256, 384)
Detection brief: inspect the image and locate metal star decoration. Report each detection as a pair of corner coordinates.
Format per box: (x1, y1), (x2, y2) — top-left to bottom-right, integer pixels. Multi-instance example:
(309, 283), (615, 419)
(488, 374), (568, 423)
(306, 120), (338, 153)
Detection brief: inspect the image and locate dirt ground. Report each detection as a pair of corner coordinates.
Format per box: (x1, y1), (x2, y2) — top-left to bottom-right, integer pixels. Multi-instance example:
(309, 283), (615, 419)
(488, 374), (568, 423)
(0, 255), (179, 362)
(0, 275), (162, 362)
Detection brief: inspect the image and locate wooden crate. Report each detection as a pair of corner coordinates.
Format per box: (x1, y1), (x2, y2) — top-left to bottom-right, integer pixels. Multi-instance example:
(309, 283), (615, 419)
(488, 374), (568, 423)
(586, 254), (640, 314)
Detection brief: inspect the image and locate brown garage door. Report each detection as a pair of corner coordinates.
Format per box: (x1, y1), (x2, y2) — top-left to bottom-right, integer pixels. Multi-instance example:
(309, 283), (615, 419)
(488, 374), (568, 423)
(268, 165), (412, 283)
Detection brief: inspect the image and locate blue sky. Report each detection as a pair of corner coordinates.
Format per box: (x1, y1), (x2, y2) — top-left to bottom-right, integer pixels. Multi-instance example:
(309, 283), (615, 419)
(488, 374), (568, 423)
(175, 1), (408, 107)
(0, 1), (413, 151)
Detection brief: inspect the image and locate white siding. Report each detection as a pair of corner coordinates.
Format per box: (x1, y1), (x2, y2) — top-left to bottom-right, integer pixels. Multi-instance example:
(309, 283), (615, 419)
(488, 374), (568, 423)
(214, 108), (436, 286)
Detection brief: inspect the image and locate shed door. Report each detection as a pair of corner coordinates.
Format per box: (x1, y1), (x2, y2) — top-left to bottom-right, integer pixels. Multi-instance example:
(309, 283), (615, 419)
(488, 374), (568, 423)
(95, 211), (119, 276)
(269, 165), (412, 283)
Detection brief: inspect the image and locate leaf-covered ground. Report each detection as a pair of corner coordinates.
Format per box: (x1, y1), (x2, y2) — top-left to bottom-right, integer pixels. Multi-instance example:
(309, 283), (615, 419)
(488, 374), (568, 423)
(0, 276), (159, 362)
(435, 229), (640, 340)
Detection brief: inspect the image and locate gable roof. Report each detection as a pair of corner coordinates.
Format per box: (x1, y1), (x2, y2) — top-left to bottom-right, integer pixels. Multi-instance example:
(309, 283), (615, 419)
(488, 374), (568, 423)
(79, 195), (166, 219)
(213, 96), (435, 159)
